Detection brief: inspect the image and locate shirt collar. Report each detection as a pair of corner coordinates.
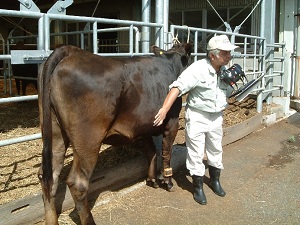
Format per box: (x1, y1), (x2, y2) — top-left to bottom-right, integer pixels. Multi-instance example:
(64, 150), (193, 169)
(206, 58), (227, 74)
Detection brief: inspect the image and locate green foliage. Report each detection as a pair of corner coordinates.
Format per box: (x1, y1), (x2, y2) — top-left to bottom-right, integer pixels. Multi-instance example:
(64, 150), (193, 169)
(288, 135), (296, 143)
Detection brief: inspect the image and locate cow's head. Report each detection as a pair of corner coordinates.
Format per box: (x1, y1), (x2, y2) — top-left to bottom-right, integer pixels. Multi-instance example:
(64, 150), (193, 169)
(152, 43), (193, 67)
(152, 43), (193, 76)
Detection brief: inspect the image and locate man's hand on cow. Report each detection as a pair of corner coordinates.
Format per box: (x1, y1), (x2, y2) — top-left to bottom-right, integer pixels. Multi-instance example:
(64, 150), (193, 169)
(153, 88), (180, 126)
(153, 108), (168, 126)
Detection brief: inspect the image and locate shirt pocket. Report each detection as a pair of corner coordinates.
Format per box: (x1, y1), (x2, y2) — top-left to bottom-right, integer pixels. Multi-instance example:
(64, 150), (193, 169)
(199, 79), (215, 90)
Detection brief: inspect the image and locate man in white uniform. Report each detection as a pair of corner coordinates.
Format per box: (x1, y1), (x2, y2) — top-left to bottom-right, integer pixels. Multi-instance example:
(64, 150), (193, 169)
(153, 35), (238, 205)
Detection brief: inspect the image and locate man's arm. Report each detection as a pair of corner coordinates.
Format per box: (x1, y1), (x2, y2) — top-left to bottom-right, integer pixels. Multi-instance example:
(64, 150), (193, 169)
(153, 87), (180, 126)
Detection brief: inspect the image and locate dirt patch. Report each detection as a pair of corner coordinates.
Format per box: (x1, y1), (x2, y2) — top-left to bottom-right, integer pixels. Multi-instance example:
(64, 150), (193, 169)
(0, 79), (264, 206)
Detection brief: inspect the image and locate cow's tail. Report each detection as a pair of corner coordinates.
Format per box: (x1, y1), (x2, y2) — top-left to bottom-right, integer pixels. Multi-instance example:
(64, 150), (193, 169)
(40, 46), (69, 200)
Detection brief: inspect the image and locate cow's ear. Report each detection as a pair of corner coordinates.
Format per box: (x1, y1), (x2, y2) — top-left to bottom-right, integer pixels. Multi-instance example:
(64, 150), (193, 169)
(151, 45), (166, 56)
(184, 43), (193, 56)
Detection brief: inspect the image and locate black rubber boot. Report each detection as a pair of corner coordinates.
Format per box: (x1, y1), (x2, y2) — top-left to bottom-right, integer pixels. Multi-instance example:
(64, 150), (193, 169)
(208, 165), (226, 197)
(192, 175), (207, 205)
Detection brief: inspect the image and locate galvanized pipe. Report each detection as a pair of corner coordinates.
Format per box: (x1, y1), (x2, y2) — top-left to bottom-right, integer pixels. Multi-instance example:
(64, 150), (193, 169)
(93, 21), (98, 54)
(0, 95), (38, 104)
(295, 14), (300, 97)
(44, 14), (50, 51)
(129, 25), (133, 54)
(141, 0), (151, 53)
(0, 133), (41, 147)
(38, 16), (44, 50)
(0, 9), (42, 18)
(163, 0), (169, 49)
(155, 0), (164, 48)
(257, 0), (266, 113)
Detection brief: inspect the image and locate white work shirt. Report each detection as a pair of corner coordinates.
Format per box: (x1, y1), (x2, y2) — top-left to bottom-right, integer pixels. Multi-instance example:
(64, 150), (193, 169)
(169, 58), (233, 113)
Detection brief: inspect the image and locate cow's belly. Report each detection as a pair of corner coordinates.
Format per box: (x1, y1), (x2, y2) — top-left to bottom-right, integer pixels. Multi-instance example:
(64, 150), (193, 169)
(103, 119), (154, 146)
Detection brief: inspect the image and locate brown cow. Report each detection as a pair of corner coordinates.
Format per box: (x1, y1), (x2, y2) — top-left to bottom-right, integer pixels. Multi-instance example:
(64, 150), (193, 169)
(38, 43), (192, 225)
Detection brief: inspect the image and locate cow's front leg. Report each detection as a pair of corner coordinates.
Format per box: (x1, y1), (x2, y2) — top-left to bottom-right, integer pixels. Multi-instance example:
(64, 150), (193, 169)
(161, 145), (174, 192)
(161, 116), (180, 192)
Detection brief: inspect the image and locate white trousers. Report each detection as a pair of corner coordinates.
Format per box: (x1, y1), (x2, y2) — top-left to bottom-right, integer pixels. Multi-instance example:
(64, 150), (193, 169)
(185, 106), (224, 176)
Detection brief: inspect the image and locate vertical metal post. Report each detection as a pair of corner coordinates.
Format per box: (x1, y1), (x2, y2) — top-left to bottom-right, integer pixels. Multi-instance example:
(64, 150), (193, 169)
(80, 33), (84, 49)
(194, 31), (198, 62)
(141, 0), (151, 53)
(129, 25), (133, 55)
(164, 0), (170, 50)
(281, 0), (295, 98)
(93, 21), (98, 54)
(295, 14), (300, 98)
(38, 16), (44, 50)
(135, 27), (140, 53)
(257, 0), (266, 113)
(263, 0), (276, 104)
(155, 0), (164, 48)
(44, 14), (50, 51)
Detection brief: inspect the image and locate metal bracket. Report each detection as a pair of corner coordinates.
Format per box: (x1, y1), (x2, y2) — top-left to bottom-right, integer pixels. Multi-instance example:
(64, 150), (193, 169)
(18, 0), (40, 12)
(11, 50), (52, 64)
(224, 22), (232, 33)
(47, 0), (74, 15)
(233, 25), (241, 33)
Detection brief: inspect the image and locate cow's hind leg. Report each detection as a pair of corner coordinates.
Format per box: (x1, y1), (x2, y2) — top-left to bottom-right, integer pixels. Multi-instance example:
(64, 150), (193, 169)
(143, 136), (160, 188)
(66, 134), (101, 225)
(39, 119), (69, 225)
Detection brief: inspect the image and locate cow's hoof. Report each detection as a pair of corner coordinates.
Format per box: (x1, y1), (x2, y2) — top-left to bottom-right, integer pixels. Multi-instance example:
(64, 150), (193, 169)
(146, 179), (159, 188)
(166, 182), (175, 192)
(152, 181), (159, 188)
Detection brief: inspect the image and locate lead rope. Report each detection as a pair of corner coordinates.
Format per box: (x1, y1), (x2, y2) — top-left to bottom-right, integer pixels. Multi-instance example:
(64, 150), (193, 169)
(172, 33), (181, 45)
(186, 26), (190, 43)
(172, 25), (191, 45)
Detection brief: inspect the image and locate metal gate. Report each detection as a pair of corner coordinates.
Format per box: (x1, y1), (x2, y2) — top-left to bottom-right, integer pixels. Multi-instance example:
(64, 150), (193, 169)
(0, 0), (286, 147)
(0, 0), (164, 147)
(170, 25), (286, 113)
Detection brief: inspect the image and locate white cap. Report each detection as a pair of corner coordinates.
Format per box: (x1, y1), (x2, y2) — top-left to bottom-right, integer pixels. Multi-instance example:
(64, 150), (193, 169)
(207, 35), (239, 51)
